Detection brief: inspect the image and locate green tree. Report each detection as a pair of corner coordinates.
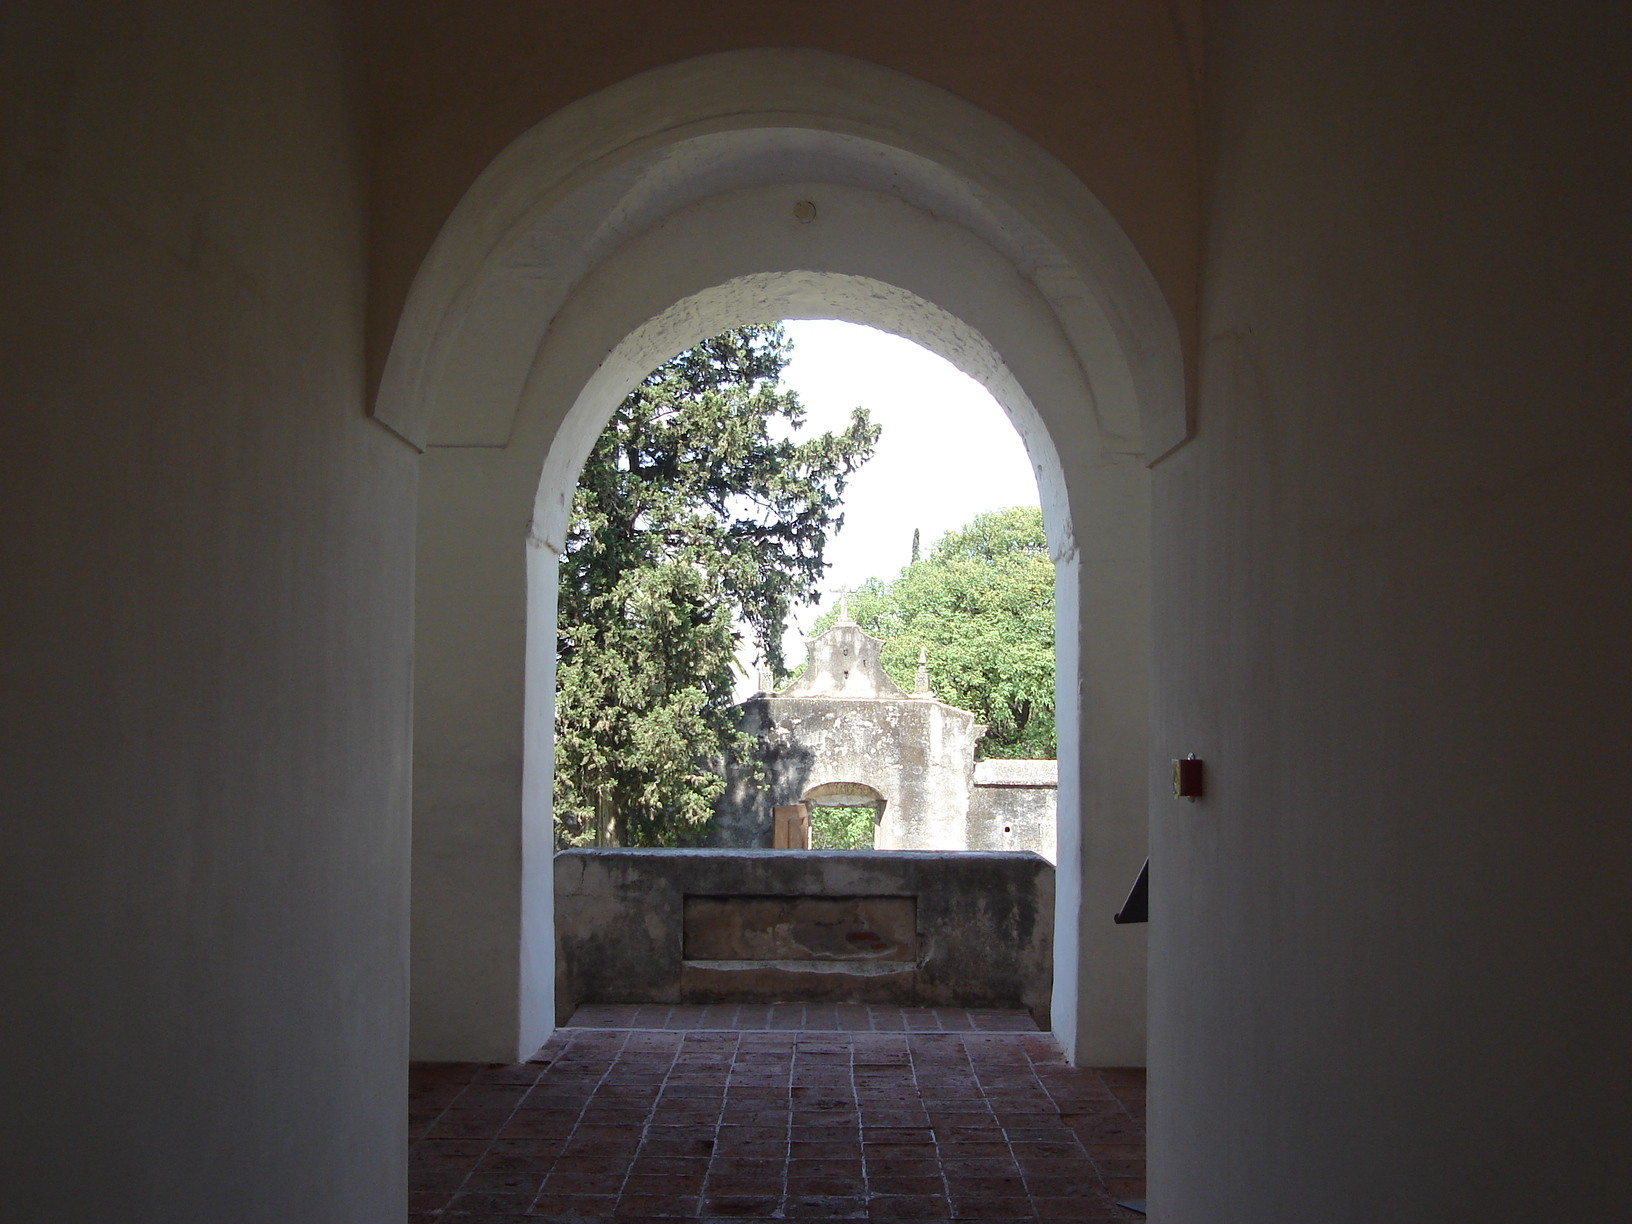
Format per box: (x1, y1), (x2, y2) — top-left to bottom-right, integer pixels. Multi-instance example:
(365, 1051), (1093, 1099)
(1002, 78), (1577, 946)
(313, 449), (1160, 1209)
(809, 806), (876, 850)
(816, 506), (1055, 758)
(556, 324), (879, 846)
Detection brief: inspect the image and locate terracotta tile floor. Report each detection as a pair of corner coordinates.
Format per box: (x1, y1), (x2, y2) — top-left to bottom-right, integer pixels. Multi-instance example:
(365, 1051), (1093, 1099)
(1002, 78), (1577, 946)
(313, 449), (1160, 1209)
(409, 1005), (1145, 1223)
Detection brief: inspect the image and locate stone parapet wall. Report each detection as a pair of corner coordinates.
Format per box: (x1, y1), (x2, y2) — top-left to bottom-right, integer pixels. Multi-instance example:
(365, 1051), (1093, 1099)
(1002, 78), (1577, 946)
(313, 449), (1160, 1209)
(555, 849), (1053, 1027)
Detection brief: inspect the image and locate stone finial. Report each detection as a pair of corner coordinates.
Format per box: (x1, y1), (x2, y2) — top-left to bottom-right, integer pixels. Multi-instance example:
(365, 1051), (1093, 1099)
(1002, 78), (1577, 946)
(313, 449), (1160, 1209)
(756, 664), (775, 694)
(914, 646), (933, 696)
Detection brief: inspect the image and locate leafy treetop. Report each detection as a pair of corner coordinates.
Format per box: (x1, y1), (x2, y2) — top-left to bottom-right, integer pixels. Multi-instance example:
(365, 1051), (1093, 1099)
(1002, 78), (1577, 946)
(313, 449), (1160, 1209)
(812, 506), (1054, 759)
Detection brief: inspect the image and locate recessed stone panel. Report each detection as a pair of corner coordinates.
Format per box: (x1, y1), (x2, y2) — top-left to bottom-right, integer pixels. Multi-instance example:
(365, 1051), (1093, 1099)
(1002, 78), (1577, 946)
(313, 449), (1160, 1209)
(683, 894), (917, 962)
(555, 850), (1053, 1025)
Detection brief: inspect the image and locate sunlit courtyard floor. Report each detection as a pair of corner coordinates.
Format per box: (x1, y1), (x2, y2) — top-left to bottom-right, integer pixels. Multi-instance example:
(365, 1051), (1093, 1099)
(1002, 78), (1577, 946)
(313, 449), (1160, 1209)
(409, 1005), (1145, 1223)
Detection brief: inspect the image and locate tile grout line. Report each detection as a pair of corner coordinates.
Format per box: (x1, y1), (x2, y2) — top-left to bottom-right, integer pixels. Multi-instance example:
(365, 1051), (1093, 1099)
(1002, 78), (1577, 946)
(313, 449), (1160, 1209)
(612, 1026), (672, 1210)
(927, 1032), (956, 1217)
(528, 1026), (629, 1216)
(410, 1009), (1142, 1222)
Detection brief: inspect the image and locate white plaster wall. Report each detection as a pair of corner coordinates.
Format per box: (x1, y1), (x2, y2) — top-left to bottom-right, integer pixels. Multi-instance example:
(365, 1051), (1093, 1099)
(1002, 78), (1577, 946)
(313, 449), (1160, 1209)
(1149, 5), (1632, 1220)
(374, 52), (1183, 458)
(399, 81), (1167, 1063)
(0, 4), (413, 1221)
(411, 444), (559, 1062)
(412, 447), (535, 1059)
(406, 165), (1161, 1070)
(1053, 492), (1153, 1069)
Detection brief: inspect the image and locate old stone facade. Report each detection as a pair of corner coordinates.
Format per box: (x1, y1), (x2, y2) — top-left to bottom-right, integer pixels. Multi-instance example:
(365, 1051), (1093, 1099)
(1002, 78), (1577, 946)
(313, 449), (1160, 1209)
(970, 759), (1059, 856)
(712, 617), (1057, 859)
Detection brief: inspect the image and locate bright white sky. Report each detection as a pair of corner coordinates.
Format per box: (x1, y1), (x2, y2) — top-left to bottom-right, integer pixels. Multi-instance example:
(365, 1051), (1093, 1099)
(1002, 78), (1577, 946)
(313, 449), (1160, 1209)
(768, 319), (1040, 670)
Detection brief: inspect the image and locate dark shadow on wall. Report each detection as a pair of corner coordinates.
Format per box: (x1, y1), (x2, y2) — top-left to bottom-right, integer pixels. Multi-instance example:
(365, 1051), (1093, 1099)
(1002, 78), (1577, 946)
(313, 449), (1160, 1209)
(710, 695), (815, 846)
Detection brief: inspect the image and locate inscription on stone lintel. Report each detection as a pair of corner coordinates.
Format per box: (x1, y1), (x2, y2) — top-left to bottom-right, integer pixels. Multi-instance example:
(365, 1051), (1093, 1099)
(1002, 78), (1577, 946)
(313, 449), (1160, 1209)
(683, 895), (917, 963)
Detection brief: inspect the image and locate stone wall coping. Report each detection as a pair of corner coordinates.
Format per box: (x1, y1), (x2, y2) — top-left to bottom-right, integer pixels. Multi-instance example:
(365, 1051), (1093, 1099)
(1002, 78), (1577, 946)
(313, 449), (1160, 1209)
(972, 759), (1059, 787)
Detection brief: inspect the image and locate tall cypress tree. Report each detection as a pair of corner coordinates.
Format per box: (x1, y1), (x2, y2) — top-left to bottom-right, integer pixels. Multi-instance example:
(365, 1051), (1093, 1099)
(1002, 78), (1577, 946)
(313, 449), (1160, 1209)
(555, 325), (878, 846)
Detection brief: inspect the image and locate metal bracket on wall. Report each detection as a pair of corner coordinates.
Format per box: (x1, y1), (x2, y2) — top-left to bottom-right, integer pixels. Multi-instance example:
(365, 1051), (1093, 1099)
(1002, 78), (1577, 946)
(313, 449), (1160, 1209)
(1113, 859), (1148, 924)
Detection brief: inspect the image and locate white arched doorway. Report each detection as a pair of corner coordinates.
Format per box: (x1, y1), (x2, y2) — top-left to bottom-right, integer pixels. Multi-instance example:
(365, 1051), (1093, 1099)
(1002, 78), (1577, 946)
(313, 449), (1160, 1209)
(382, 49), (1182, 1067)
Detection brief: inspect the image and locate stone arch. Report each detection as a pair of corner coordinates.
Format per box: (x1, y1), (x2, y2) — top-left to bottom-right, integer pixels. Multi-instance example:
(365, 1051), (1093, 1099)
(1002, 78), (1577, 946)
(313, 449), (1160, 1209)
(804, 782), (887, 806)
(391, 49), (1176, 1066)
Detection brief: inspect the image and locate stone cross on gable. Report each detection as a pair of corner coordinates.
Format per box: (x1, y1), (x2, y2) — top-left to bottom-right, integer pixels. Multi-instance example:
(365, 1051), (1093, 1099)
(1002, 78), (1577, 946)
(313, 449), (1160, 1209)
(829, 582), (857, 625)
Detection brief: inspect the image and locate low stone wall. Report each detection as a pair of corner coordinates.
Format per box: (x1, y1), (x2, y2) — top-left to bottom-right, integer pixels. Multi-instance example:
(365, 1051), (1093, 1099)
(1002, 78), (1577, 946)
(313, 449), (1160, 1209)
(555, 849), (1054, 1027)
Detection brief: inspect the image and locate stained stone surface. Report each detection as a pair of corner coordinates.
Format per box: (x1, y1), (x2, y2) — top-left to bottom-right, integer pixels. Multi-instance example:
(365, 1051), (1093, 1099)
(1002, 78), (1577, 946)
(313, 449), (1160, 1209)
(969, 760), (1059, 856)
(683, 895), (918, 962)
(556, 850), (1053, 1026)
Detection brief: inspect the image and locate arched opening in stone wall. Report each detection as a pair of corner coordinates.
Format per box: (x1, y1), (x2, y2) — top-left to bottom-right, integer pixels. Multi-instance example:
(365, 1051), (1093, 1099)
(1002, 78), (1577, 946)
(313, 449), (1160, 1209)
(548, 317), (1046, 854)
(803, 781), (887, 851)
(381, 49), (1180, 1069)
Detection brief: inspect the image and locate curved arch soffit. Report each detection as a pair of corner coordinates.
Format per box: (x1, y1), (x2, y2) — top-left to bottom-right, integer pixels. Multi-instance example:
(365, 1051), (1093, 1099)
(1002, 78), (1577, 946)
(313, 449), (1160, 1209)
(531, 269), (1066, 557)
(375, 48), (1187, 468)
(803, 782), (887, 808)
(511, 177), (1085, 562)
